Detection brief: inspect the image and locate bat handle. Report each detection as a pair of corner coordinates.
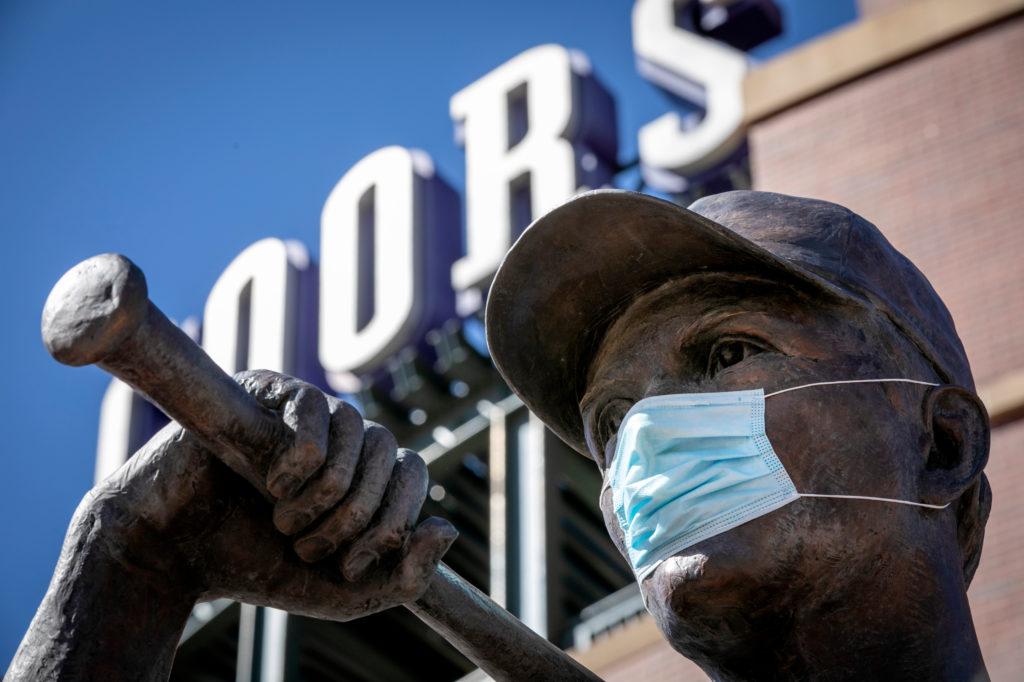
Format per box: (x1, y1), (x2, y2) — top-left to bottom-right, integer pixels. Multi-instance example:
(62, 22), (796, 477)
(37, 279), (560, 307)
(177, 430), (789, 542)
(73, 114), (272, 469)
(412, 564), (603, 681)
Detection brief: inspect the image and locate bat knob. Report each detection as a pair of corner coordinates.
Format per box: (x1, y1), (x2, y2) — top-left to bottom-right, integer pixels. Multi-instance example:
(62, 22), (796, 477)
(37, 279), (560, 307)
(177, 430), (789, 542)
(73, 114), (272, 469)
(42, 253), (149, 367)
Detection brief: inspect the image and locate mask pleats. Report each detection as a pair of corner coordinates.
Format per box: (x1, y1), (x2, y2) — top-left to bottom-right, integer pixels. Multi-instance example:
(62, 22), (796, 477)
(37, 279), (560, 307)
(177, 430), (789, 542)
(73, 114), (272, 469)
(611, 389), (797, 580)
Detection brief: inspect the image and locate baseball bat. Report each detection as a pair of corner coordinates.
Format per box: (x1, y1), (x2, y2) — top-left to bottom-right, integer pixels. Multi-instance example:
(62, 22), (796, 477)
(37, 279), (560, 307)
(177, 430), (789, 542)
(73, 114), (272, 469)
(41, 253), (600, 682)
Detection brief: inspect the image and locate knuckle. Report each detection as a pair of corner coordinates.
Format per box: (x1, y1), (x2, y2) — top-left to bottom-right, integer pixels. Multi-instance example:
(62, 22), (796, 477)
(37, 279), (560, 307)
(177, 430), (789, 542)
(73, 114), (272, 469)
(362, 422), (398, 456)
(283, 385), (326, 425)
(397, 449), (427, 479)
(397, 447), (425, 469)
(315, 478), (341, 503)
(329, 398), (365, 436)
(231, 368), (262, 384)
(234, 369), (287, 406)
(378, 528), (406, 551)
(285, 378), (316, 399)
(233, 368), (278, 388)
(330, 396), (360, 420)
(400, 569), (432, 602)
(345, 507), (371, 533)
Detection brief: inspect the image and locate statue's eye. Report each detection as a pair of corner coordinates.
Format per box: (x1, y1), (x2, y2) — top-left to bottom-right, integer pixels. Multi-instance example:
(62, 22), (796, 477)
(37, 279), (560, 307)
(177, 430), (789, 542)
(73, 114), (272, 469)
(707, 338), (766, 376)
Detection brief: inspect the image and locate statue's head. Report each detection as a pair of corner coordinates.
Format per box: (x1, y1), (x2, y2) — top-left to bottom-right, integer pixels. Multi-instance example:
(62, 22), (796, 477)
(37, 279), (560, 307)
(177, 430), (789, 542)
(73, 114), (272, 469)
(486, 190), (991, 673)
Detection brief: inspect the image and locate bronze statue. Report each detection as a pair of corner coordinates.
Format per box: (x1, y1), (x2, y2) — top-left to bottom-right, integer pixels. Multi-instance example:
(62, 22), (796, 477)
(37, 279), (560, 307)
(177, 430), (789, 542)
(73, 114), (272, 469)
(8, 190), (990, 680)
(487, 190), (991, 680)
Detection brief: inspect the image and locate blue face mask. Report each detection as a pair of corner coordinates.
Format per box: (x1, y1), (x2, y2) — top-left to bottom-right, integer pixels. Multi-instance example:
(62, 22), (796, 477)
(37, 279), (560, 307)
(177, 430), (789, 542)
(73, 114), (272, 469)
(606, 378), (949, 582)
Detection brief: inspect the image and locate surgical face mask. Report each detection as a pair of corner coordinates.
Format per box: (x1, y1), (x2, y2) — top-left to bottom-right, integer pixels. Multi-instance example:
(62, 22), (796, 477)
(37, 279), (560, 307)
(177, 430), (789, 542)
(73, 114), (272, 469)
(606, 378), (948, 582)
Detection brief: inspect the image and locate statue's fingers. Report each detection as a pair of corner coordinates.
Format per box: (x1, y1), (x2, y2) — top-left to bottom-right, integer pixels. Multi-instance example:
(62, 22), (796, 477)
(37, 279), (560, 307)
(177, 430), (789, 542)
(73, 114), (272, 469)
(266, 383), (329, 499)
(291, 422), (396, 562)
(393, 517), (459, 602)
(232, 370), (330, 500)
(338, 448), (428, 581)
(273, 398), (364, 536)
(233, 369), (294, 407)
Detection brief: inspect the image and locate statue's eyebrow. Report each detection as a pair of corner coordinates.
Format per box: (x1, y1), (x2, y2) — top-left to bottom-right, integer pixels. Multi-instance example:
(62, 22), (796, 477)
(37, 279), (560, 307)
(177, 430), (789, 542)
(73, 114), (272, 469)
(674, 309), (750, 353)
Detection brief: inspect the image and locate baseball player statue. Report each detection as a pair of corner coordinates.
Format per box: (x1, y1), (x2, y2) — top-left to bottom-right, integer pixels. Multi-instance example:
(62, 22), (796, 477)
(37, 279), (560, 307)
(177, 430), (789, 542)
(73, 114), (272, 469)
(9, 190), (990, 680)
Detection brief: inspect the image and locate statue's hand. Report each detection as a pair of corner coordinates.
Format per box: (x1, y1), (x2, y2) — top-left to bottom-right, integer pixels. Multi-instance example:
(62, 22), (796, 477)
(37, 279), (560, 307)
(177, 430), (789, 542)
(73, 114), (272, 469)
(88, 369), (457, 621)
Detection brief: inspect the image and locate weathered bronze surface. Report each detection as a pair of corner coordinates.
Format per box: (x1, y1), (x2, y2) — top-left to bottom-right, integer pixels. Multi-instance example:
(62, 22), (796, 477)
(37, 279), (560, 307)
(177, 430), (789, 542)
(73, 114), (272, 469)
(10, 254), (597, 681)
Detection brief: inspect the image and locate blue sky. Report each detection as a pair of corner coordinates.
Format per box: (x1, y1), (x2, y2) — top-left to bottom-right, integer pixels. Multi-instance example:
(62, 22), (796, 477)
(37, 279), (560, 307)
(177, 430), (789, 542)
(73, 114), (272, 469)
(0, 0), (856, 665)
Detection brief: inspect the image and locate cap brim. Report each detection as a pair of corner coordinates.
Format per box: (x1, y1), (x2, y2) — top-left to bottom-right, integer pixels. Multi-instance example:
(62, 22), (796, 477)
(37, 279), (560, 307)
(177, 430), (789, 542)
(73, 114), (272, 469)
(484, 189), (847, 457)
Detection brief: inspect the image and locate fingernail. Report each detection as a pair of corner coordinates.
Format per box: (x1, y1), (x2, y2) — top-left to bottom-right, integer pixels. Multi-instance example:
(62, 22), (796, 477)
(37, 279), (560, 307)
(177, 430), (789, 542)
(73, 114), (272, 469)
(269, 473), (300, 499)
(296, 536), (333, 563)
(277, 510), (310, 535)
(344, 550), (377, 581)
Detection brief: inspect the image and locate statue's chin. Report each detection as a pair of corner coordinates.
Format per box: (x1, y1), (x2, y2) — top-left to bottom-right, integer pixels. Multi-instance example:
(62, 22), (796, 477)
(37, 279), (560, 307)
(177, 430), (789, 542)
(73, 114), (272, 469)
(641, 546), (775, 667)
(636, 511), (811, 668)
(643, 548), (738, 608)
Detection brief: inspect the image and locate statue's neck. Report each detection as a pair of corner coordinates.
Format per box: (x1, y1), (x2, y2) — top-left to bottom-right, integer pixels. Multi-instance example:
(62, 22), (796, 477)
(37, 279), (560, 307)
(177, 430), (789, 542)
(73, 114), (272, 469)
(701, 560), (988, 681)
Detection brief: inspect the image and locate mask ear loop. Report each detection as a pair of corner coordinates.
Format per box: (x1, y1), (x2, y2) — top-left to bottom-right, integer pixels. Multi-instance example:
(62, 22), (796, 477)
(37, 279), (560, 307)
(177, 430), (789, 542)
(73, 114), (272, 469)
(765, 377), (950, 510)
(796, 492), (948, 509)
(764, 377), (939, 398)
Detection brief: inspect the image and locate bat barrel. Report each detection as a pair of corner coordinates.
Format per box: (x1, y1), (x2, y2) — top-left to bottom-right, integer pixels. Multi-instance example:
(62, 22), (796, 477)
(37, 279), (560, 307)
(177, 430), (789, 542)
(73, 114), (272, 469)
(42, 253), (149, 367)
(41, 253), (286, 494)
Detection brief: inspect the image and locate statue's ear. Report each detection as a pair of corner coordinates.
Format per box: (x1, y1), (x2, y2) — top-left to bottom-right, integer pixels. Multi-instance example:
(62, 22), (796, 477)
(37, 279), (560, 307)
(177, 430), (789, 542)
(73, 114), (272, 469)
(920, 386), (989, 503)
(919, 386), (992, 585)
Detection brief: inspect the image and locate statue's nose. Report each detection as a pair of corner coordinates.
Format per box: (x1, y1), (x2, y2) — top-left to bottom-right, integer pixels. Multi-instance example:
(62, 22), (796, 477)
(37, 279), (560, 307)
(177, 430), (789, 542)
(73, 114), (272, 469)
(643, 374), (700, 401)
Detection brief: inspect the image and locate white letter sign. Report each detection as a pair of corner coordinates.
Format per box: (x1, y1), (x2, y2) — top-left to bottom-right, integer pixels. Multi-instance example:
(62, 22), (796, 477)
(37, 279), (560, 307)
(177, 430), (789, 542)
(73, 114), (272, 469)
(319, 146), (459, 389)
(449, 44), (617, 312)
(203, 238), (311, 376)
(633, 0), (748, 192)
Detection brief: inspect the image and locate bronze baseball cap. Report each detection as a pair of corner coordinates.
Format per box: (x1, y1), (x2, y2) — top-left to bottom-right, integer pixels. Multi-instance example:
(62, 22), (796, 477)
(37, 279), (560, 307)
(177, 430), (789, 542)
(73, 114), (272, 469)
(484, 189), (972, 458)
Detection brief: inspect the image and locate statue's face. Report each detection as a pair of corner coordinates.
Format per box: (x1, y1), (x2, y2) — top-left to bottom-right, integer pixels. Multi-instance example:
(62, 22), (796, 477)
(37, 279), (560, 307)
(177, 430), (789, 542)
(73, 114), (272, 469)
(580, 273), (944, 667)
